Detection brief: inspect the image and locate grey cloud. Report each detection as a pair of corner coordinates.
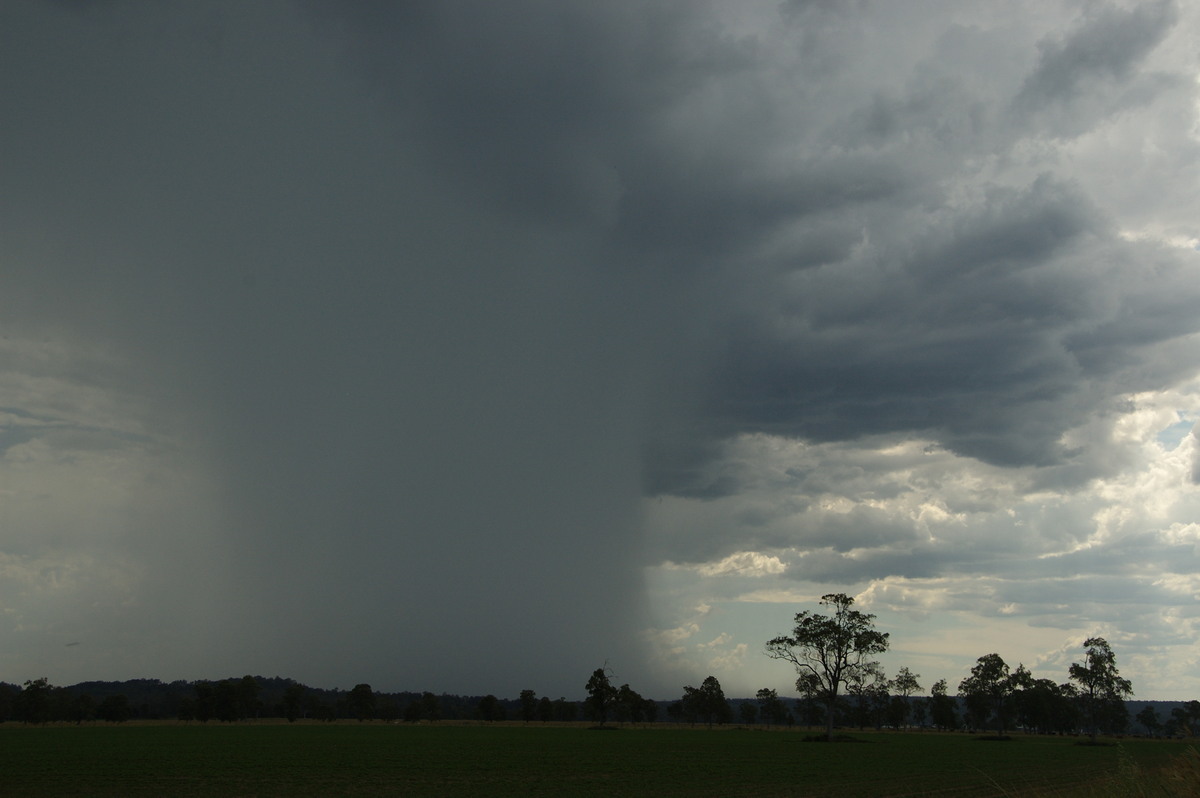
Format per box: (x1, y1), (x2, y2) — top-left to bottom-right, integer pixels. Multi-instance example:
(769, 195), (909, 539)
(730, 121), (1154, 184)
(1014, 0), (1178, 113)
(314, 2), (765, 248)
(322, 0), (1198, 493)
(0, 424), (35, 456)
(1192, 423), (1200, 484)
(795, 507), (925, 554)
(783, 546), (948, 583)
(692, 180), (1200, 477)
(4, 0), (1198, 696)
(989, 575), (1200, 639)
(2, 0), (671, 695)
(787, 523), (1200, 589)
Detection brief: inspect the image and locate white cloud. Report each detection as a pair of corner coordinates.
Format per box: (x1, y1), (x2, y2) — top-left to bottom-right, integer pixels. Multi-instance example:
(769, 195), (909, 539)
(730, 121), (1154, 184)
(646, 375), (1200, 697)
(648, 623), (701, 646)
(700, 632), (733, 649)
(695, 551), (787, 578)
(706, 643), (749, 673)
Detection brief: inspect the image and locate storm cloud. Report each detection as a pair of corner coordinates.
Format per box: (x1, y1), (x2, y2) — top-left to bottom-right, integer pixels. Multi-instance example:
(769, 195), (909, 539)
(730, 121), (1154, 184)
(3, 0), (1199, 699)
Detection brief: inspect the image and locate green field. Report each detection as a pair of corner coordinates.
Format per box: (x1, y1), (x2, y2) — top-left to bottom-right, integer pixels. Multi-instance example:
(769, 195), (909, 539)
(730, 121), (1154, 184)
(1, 723), (1196, 797)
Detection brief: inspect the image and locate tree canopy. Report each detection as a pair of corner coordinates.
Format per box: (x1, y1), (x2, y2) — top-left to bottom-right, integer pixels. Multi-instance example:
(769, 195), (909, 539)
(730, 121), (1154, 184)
(1069, 637), (1133, 740)
(957, 653), (1029, 735)
(584, 667), (618, 726)
(681, 676), (731, 727)
(765, 592), (889, 740)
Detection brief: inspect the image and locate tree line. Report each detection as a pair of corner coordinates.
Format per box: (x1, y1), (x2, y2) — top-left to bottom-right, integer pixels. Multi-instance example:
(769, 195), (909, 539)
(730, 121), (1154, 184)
(761, 592), (1200, 740)
(3, 666), (1195, 736)
(5, 594), (1198, 735)
(0, 676), (585, 725)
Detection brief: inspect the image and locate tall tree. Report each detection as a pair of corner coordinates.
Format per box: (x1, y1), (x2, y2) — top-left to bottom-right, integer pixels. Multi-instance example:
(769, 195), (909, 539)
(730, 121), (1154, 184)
(519, 690), (538, 723)
(347, 683), (376, 722)
(1015, 678), (1077, 734)
(236, 675), (261, 720)
(404, 691), (442, 722)
(957, 654), (1026, 735)
(889, 667), (922, 729)
(476, 694), (504, 722)
(756, 687), (788, 727)
(15, 678), (52, 725)
(1185, 700), (1200, 736)
(641, 696), (659, 724)
(1068, 637), (1133, 741)
(615, 684), (653, 725)
(1168, 706), (1192, 737)
(845, 663), (887, 730)
(929, 679), (958, 731)
(212, 679), (241, 722)
(0, 682), (18, 723)
(794, 673), (826, 728)
(191, 681), (214, 723)
(1136, 705), (1161, 737)
(910, 696), (928, 729)
(765, 593), (889, 740)
(553, 697), (577, 722)
(585, 667), (617, 726)
(283, 682), (306, 723)
(681, 675), (731, 728)
(419, 692), (441, 722)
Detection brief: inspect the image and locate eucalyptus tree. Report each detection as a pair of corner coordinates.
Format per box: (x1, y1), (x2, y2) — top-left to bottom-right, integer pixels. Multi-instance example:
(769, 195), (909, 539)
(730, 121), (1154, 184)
(615, 683), (654, 725)
(283, 682), (306, 722)
(929, 679), (959, 731)
(681, 675), (731, 727)
(1014, 678), (1077, 734)
(794, 673), (826, 727)
(765, 593), (889, 740)
(889, 667), (922, 728)
(846, 663), (888, 730)
(347, 683), (376, 722)
(584, 667), (617, 726)
(519, 689), (538, 723)
(1136, 705), (1161, 737)
(14, 678), (52, 725)
(958, 654), (1028, 735)
(756, 687), (788, 726)
(1068, 637), (1133, 741)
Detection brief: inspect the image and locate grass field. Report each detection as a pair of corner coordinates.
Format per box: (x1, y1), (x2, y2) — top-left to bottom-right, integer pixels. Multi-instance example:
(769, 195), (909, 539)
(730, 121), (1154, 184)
(1, 722), (1196, 797)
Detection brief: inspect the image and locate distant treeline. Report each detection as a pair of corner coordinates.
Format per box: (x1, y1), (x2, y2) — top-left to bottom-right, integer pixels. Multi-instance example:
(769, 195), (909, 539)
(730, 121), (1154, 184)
(0, 677), (589, 724)
(1, 675), (1196, 736)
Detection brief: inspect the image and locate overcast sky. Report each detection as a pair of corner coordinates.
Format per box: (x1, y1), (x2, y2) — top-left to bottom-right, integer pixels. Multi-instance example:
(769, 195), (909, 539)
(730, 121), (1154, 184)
(3, 0), (1199, 702)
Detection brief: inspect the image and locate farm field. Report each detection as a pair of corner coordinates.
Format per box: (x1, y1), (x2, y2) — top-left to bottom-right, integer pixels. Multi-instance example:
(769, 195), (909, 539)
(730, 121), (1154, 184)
(0, 722), (1195, 797)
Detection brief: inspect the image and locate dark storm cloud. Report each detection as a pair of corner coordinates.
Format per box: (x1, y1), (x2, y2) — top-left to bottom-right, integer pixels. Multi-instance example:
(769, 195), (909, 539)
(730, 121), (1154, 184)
(689, 176), (1199, 480)
(313, 2), (758, 244)
(319, 0), (1196, 497)
(3, 0), (1198, 696)
(2, 0), (677, 695)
